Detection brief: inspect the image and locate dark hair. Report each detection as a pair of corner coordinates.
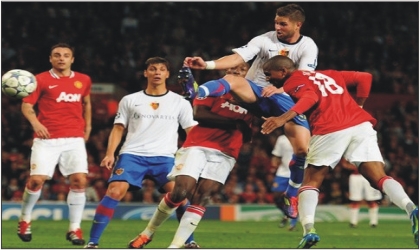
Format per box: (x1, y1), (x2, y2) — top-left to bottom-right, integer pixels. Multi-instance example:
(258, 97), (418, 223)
(276, 4), (306, 23)
(263, 55), (296, 72)
(145, 57), (170, 71)
(50, 43), (75, 56)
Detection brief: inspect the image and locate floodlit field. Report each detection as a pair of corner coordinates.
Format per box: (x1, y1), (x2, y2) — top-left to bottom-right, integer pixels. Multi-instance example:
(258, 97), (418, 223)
(2, 220), (416, 249)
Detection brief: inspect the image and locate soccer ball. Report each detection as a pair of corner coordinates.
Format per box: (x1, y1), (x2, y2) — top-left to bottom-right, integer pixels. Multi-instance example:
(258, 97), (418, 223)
(1, 69), (37, 99)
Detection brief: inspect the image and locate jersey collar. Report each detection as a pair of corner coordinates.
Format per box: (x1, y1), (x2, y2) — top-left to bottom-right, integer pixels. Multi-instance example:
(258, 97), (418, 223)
(49, 69), (75, 79)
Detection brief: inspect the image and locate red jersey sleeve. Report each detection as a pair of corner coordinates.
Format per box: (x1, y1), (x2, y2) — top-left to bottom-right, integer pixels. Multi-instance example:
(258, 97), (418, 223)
(339, 71), (372, 98)
(283, 72), (319, 115)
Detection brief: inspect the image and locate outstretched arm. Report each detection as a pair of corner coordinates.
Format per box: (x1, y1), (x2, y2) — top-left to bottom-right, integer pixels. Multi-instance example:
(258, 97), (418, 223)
(261, 91), (318, 134)
(184, 53), (245, 70)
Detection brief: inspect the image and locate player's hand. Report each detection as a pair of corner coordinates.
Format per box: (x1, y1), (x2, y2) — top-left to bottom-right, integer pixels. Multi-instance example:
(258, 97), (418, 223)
(184, 57), (206, 70)
(261, 116), (286, 134)
(100, 155), (115, 170)
(33, 122), (51, 139)
(261, 86), (285, 97)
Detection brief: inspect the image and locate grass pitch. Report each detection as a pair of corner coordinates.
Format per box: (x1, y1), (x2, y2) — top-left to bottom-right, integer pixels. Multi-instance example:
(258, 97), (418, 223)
(2, 219), (417, 249)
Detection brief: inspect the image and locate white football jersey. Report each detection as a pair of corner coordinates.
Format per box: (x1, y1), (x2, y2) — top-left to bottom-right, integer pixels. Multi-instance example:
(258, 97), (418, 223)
(271, 135), (294, 178)
(114, 90), (197, 157)
(233, 31), (318, 86)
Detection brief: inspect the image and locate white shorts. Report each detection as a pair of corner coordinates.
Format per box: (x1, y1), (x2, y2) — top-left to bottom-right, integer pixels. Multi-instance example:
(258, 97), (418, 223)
(307, 122), (384, 169)
(30, 137), (88, 178)
(167, 146), (236, 184)
(349, 174), (382, 201)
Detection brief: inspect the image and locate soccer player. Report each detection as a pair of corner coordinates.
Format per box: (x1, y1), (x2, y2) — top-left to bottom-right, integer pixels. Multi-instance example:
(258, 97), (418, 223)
(259, 55), (419, 248)
(83, 57), (198, 249)
(183, 3), (317, 219)
(127, 62), (254, 248)
(339, 158), (382, 228)
(271, 131), (298, 231)
(18, 43), (92, 245)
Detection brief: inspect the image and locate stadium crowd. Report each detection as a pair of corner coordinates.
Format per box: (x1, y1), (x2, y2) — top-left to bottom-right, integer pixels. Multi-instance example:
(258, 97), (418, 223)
(1, 2), (418, 206)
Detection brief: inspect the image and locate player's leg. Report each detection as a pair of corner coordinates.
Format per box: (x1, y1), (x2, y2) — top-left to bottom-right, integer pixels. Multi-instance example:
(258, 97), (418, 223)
(363, 176), (382, 228)
(346, 122), (418, 245)
(168, 178), (222, 248)
(297, 164), (327, 248)
(60, 138), (89, 245)
(129, 177), (195, 249)
(271, 176), (289, 227)
(360, 161), (418, 245)
(66, 173), (87, 245)
(367, 200), (379, 227)
(197, 75), (258, 103)
(129, 150), (202, 248)
(86, 154), (146, 248)
(175, 199), (198, 248)
(298, 130), (349, 248)
(170, 148), (235, 248)
(282, 121), (310, 219)
(18, 175), (47, 242)
(18, 138), (60, 242)
(86, 181), (129, 248)
(348, 174), (363, 228)
(289, 217), (298, 231)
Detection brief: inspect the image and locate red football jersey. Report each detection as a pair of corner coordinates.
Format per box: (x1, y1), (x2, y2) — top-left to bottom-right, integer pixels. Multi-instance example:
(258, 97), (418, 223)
(23, 70), (91, 138)
(284, 70), (376, 135)
(183, 94), (253, 159)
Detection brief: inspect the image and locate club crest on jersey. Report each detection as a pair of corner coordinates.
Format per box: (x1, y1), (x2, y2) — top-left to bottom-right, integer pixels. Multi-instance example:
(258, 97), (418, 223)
(150, 102), (159, 110)
(114, 168), (124, 175)
(279, 48), (289, 56)
(31, 164), (37, 170)
(74, 81), (83, 89)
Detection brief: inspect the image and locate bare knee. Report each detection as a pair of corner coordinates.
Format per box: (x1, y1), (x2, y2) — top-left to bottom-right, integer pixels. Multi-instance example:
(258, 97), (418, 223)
(171, 185), (190, 203)
(69, 173), (87, 189)
(293, 147), (308, 157)
(105, 181), (129, 201)
(26, 175), (47, 191)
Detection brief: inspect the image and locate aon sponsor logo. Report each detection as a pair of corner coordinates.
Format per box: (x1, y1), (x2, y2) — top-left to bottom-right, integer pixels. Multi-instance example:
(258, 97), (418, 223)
(56, 92), (81, 102)
(220, 101), (248, 114)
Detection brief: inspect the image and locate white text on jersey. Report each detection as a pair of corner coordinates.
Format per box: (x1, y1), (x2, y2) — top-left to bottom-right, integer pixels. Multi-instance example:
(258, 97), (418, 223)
(220, 101), (248, 114)
(56, 92), (82, 102)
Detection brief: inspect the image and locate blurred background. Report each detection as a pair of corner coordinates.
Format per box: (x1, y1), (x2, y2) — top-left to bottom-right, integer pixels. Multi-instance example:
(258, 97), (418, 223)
(1, 2), (418, 206)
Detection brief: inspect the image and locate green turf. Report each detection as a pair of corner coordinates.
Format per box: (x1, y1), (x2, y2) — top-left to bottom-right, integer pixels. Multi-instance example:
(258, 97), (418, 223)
(2, 219), (417, 249)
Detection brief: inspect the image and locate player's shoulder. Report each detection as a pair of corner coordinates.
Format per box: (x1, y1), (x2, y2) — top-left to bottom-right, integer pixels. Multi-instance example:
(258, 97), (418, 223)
(167, 90), (190, 101)
(72, 71), (92, 81)
(34, 71), (54, 86)
(300, 35), (317, 46)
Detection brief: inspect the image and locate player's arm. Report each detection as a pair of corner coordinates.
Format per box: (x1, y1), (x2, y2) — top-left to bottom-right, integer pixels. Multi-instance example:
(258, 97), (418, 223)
(261, 89), (318, 134)
(21, 101), (50, 139)
(101, 123), (125, 170)
(340, 71), (372, 108)
(82, 94), (92, 142)
(184, 53), (245, 70)
(271, 155), (282, 169)
(297, 42), (318, 71)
